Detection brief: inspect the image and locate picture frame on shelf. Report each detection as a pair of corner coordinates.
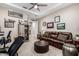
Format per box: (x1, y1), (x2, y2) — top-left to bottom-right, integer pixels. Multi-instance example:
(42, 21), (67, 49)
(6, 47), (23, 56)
(54, 16), (60, 23)
(57, 23), (65, 30)
(43, 22), (46, 26)
(47, 22), (54, 28)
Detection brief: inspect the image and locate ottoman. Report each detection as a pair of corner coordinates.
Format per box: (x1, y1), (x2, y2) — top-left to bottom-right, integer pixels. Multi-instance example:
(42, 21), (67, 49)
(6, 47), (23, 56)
(34, 40), (49, 53)
(63, 43), (78, 56)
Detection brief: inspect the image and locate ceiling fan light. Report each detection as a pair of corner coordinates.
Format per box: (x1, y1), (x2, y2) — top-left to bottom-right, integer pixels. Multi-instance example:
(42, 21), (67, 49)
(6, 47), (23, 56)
(34, 5), (38, 9)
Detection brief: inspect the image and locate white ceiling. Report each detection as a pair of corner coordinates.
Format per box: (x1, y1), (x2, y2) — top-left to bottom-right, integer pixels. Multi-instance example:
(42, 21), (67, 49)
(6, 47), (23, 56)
(13, 3), (57, 14)
(0, 3), (73, 19)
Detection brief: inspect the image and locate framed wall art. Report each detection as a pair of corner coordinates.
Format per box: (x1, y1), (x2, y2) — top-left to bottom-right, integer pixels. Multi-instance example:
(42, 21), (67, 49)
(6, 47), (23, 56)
(54, 16), (60, 23)
(43, 22), (46, 26)
(57, 23), (65, 30)
(8, 11), (23, 19)
(4, 19), (15, 28)
(47, 22), (54, 28)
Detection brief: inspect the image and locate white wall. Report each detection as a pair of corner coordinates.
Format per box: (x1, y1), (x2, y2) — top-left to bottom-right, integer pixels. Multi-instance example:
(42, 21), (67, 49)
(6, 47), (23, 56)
(39, 4), (79, 38)
(0, 6), (28, 42)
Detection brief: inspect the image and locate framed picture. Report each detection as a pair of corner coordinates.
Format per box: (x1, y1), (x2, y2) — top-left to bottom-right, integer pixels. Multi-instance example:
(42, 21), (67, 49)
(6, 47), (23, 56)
(57, 23), (65, 30)
(4, 19), (15, 28)
(8, 11), (23, 19)
(43, 22), (46, 26)
(47, 22), (54, 28)
(54, 16), (60, 23)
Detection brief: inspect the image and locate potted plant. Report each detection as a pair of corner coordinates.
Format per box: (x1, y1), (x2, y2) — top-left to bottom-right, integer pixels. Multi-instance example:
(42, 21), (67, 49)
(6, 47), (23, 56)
(76, 34), (79, 40)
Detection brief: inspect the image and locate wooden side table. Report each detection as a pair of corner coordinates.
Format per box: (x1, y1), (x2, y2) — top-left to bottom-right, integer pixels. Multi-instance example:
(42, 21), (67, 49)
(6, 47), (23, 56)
(73, 39), (79, 52)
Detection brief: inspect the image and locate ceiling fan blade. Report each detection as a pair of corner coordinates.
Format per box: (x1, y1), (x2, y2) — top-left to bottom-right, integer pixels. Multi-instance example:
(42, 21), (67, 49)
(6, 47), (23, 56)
(29, 3), (37, 10)
(37, 4), (47, 6)
(23, 6), (27, 9)
(30, 3), (37, 5)
(29, 5), (34, 10)
(30, 3), (34, 5)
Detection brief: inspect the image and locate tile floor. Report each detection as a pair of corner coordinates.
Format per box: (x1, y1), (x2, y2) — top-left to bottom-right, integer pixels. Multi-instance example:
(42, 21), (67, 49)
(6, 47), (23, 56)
(18, 36), (62, 56)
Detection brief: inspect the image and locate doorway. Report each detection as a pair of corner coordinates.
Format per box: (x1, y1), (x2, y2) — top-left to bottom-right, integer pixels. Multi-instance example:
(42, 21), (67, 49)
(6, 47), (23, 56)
(31, 21), (38, 38)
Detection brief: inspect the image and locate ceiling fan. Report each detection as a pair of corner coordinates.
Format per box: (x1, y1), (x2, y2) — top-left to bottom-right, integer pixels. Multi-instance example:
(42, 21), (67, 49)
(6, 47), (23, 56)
(23, 3), (47, 11)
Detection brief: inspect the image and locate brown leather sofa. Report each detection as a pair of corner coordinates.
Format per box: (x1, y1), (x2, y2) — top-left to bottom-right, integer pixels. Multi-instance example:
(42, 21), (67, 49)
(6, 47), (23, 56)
(37, 31), (73, 49)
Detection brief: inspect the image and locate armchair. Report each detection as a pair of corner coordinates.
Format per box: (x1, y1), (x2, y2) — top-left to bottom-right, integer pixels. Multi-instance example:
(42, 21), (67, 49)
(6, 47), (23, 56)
(0, 31), (12, 48)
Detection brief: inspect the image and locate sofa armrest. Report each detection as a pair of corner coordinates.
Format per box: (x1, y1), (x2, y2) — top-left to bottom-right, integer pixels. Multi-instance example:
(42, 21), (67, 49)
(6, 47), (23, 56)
(37, 34), (41, 39)
(37, 33), (44, 39)
(65, 39), (73, 44)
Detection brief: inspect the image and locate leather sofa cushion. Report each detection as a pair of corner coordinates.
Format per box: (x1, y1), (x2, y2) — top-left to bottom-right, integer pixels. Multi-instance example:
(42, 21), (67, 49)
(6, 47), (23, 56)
(57, 34), (68, 41)
(50, 34), (58, 39)
(50, 32), (59, 35)
(58, 32), (72, 39)
(41, 37), (64, 44)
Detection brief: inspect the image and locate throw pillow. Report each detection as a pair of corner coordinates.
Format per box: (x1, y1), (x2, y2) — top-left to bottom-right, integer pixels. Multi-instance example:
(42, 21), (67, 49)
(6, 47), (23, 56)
(50, 34), (57, 38)
(57, 34), (68, 41)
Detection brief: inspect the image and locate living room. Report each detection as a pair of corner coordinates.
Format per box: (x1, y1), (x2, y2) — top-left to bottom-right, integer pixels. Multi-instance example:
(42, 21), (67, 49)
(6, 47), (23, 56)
(0, 1), (79, 57)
